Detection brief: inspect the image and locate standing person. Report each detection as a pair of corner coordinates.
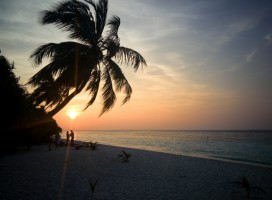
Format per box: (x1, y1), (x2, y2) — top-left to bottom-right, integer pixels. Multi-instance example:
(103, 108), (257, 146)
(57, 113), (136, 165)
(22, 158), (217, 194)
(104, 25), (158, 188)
(66, 131), (70, 145)
(70, 130), (74, 145)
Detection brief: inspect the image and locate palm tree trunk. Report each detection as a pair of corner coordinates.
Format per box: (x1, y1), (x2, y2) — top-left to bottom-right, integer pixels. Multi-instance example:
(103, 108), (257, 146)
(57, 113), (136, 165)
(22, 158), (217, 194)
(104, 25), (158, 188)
(47, 90), (78, 117)
(47, 80), (87, 116)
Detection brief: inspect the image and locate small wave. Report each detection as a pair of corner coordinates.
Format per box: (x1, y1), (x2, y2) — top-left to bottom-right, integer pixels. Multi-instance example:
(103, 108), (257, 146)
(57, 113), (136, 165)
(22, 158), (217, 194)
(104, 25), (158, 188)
(211, 155), (272, 168)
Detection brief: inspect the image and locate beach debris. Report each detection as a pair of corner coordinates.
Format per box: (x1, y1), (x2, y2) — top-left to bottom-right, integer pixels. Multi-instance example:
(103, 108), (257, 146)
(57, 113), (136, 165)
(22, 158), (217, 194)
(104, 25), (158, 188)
(89, 141), (98, 150)
(231, 176), (266, 199)
(88, 178), (99, 200)
(118, 150), (132, 162)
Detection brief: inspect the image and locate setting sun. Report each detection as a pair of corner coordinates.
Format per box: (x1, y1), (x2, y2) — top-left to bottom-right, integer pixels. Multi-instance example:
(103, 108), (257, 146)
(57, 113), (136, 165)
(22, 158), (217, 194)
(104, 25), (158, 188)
(67, 110), (79, 119)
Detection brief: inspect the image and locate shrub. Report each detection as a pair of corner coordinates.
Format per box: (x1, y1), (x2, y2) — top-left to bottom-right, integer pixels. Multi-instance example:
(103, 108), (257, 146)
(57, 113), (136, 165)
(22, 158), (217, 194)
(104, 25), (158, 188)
(118, 150), (132, 162)
(89, 141), (98, 150)
(231, 176), (266, 199)
(88, 178), (99, 199)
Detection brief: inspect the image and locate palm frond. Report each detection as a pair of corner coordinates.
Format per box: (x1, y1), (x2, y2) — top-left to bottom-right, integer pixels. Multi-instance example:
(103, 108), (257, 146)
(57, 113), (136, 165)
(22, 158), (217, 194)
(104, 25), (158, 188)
(28, 65), (56, 86)
(30, 43), (57, 66)
(28, 0), (147, 117)
(85, 0), (108, 38)
(30, 77), (70, 109)
(41, 0), (96, 44)
(100, 68), (116, 116)
(30, 42), (97, 87)
(105, 59), (132, 104)
(29, 54), (77, 88)
(115, 46), (147, 71)
(102, 15), (120, 56)
(103, 37), (119, 57)
(83, 68), (101, 110)
(106, 15), (120, 37)
(29, 42), (96, 111)
(30, 42), (85, 66)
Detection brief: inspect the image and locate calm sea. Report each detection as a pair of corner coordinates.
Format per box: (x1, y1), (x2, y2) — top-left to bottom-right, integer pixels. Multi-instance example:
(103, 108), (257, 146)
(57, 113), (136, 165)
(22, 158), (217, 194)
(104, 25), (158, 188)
(61, 130), (272, 167)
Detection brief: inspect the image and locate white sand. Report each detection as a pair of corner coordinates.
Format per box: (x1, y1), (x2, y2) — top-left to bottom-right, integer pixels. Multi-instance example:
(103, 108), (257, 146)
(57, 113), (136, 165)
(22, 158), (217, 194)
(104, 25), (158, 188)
(0, 142), (271, 200)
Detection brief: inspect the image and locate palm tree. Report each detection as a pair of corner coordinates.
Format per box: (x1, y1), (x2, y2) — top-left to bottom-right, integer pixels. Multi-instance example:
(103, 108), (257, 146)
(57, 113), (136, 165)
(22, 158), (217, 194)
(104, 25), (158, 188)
(28, 0), (146, 117)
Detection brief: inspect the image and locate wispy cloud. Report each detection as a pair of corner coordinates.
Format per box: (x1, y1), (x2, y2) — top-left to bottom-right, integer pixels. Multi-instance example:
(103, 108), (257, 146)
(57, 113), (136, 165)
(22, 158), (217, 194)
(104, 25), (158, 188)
(245, 50), (256, 63)
(264, 33), (272, 45)
(1, 0), (272, 129)
(214, 18), (257, 46)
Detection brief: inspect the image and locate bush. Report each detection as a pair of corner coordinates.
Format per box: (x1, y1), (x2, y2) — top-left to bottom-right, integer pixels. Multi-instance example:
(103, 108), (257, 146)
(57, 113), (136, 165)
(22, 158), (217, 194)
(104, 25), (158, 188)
(0, 51), (61, 156)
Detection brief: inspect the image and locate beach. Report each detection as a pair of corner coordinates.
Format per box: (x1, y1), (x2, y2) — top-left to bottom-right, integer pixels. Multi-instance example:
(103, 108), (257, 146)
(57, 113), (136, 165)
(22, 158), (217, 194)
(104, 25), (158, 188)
(0, 142), (271, 200)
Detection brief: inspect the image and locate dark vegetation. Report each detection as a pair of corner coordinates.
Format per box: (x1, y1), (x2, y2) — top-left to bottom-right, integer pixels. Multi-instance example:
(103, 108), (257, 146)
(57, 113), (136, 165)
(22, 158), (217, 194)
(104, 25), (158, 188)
(118, 150), (132, 162)
(88, 178), (99, 200)
(0, 51), (61, 156)
(0, 0), (146, 156)
(231, 176), (266, 199)
(89, 141), (98, 150)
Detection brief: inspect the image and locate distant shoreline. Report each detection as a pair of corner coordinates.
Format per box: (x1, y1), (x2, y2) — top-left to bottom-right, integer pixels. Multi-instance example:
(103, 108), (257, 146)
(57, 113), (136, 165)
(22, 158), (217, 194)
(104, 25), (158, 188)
(60, 130), (272, 169)
(72, 140), (272, 169)
(67, 129), (272, 132)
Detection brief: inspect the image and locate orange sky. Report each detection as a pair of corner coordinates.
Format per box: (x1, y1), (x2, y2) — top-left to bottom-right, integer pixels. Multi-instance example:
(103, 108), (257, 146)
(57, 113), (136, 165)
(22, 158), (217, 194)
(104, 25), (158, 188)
(53, 67), (272, 130)
(1, 0), (272, 130)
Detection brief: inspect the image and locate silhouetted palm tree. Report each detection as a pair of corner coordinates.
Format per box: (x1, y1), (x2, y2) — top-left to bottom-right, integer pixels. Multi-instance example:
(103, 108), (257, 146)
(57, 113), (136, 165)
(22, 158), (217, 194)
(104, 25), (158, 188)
(28, 0), (146, 117)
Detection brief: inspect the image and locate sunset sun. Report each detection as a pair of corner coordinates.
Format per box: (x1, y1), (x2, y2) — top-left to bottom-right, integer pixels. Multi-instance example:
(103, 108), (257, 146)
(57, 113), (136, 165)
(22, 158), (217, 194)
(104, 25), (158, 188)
(67, 110), (79, 119)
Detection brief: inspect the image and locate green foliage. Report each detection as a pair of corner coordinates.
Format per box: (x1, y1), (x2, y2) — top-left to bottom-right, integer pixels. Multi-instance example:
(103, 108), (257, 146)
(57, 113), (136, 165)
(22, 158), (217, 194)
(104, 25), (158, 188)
(118, 150), (132, 162)
(88, 178), (99, 200)
(232, 176), (266, 199)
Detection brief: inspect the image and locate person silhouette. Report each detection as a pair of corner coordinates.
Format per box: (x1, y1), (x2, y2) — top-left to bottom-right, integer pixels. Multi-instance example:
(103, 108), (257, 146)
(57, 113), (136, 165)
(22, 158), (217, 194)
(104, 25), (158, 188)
(70, 130), (75, 145)
(66, 131), (70, 145)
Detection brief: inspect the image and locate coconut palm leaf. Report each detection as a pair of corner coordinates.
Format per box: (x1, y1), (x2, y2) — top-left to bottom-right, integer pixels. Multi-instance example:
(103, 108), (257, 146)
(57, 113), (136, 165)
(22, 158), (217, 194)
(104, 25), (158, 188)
(41, 0), (96, 44)
(100, 69), (116, 115)
(107, 15), (120, 36)
(115, 47), (146, 71)
(83, 69), (101, 110)
(105, 59), (132, 104)
(85, 0), (108, 38)
(28, 0), (146, 117)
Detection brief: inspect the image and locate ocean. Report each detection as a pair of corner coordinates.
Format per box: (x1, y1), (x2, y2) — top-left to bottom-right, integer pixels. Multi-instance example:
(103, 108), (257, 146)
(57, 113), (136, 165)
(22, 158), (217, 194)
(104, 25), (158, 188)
(61, 130), (272, 167)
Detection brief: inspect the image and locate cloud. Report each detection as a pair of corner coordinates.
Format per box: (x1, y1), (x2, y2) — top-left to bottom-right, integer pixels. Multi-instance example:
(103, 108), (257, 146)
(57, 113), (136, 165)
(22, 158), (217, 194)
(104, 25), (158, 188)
(264, 33), (272, 45)
(214, 18), (257, 46)
(245, 50), (256, 63)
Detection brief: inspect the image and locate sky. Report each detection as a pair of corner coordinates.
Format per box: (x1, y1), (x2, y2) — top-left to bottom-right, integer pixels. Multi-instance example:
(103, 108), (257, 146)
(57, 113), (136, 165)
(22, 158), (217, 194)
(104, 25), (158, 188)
(1, 0), (272, 130)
